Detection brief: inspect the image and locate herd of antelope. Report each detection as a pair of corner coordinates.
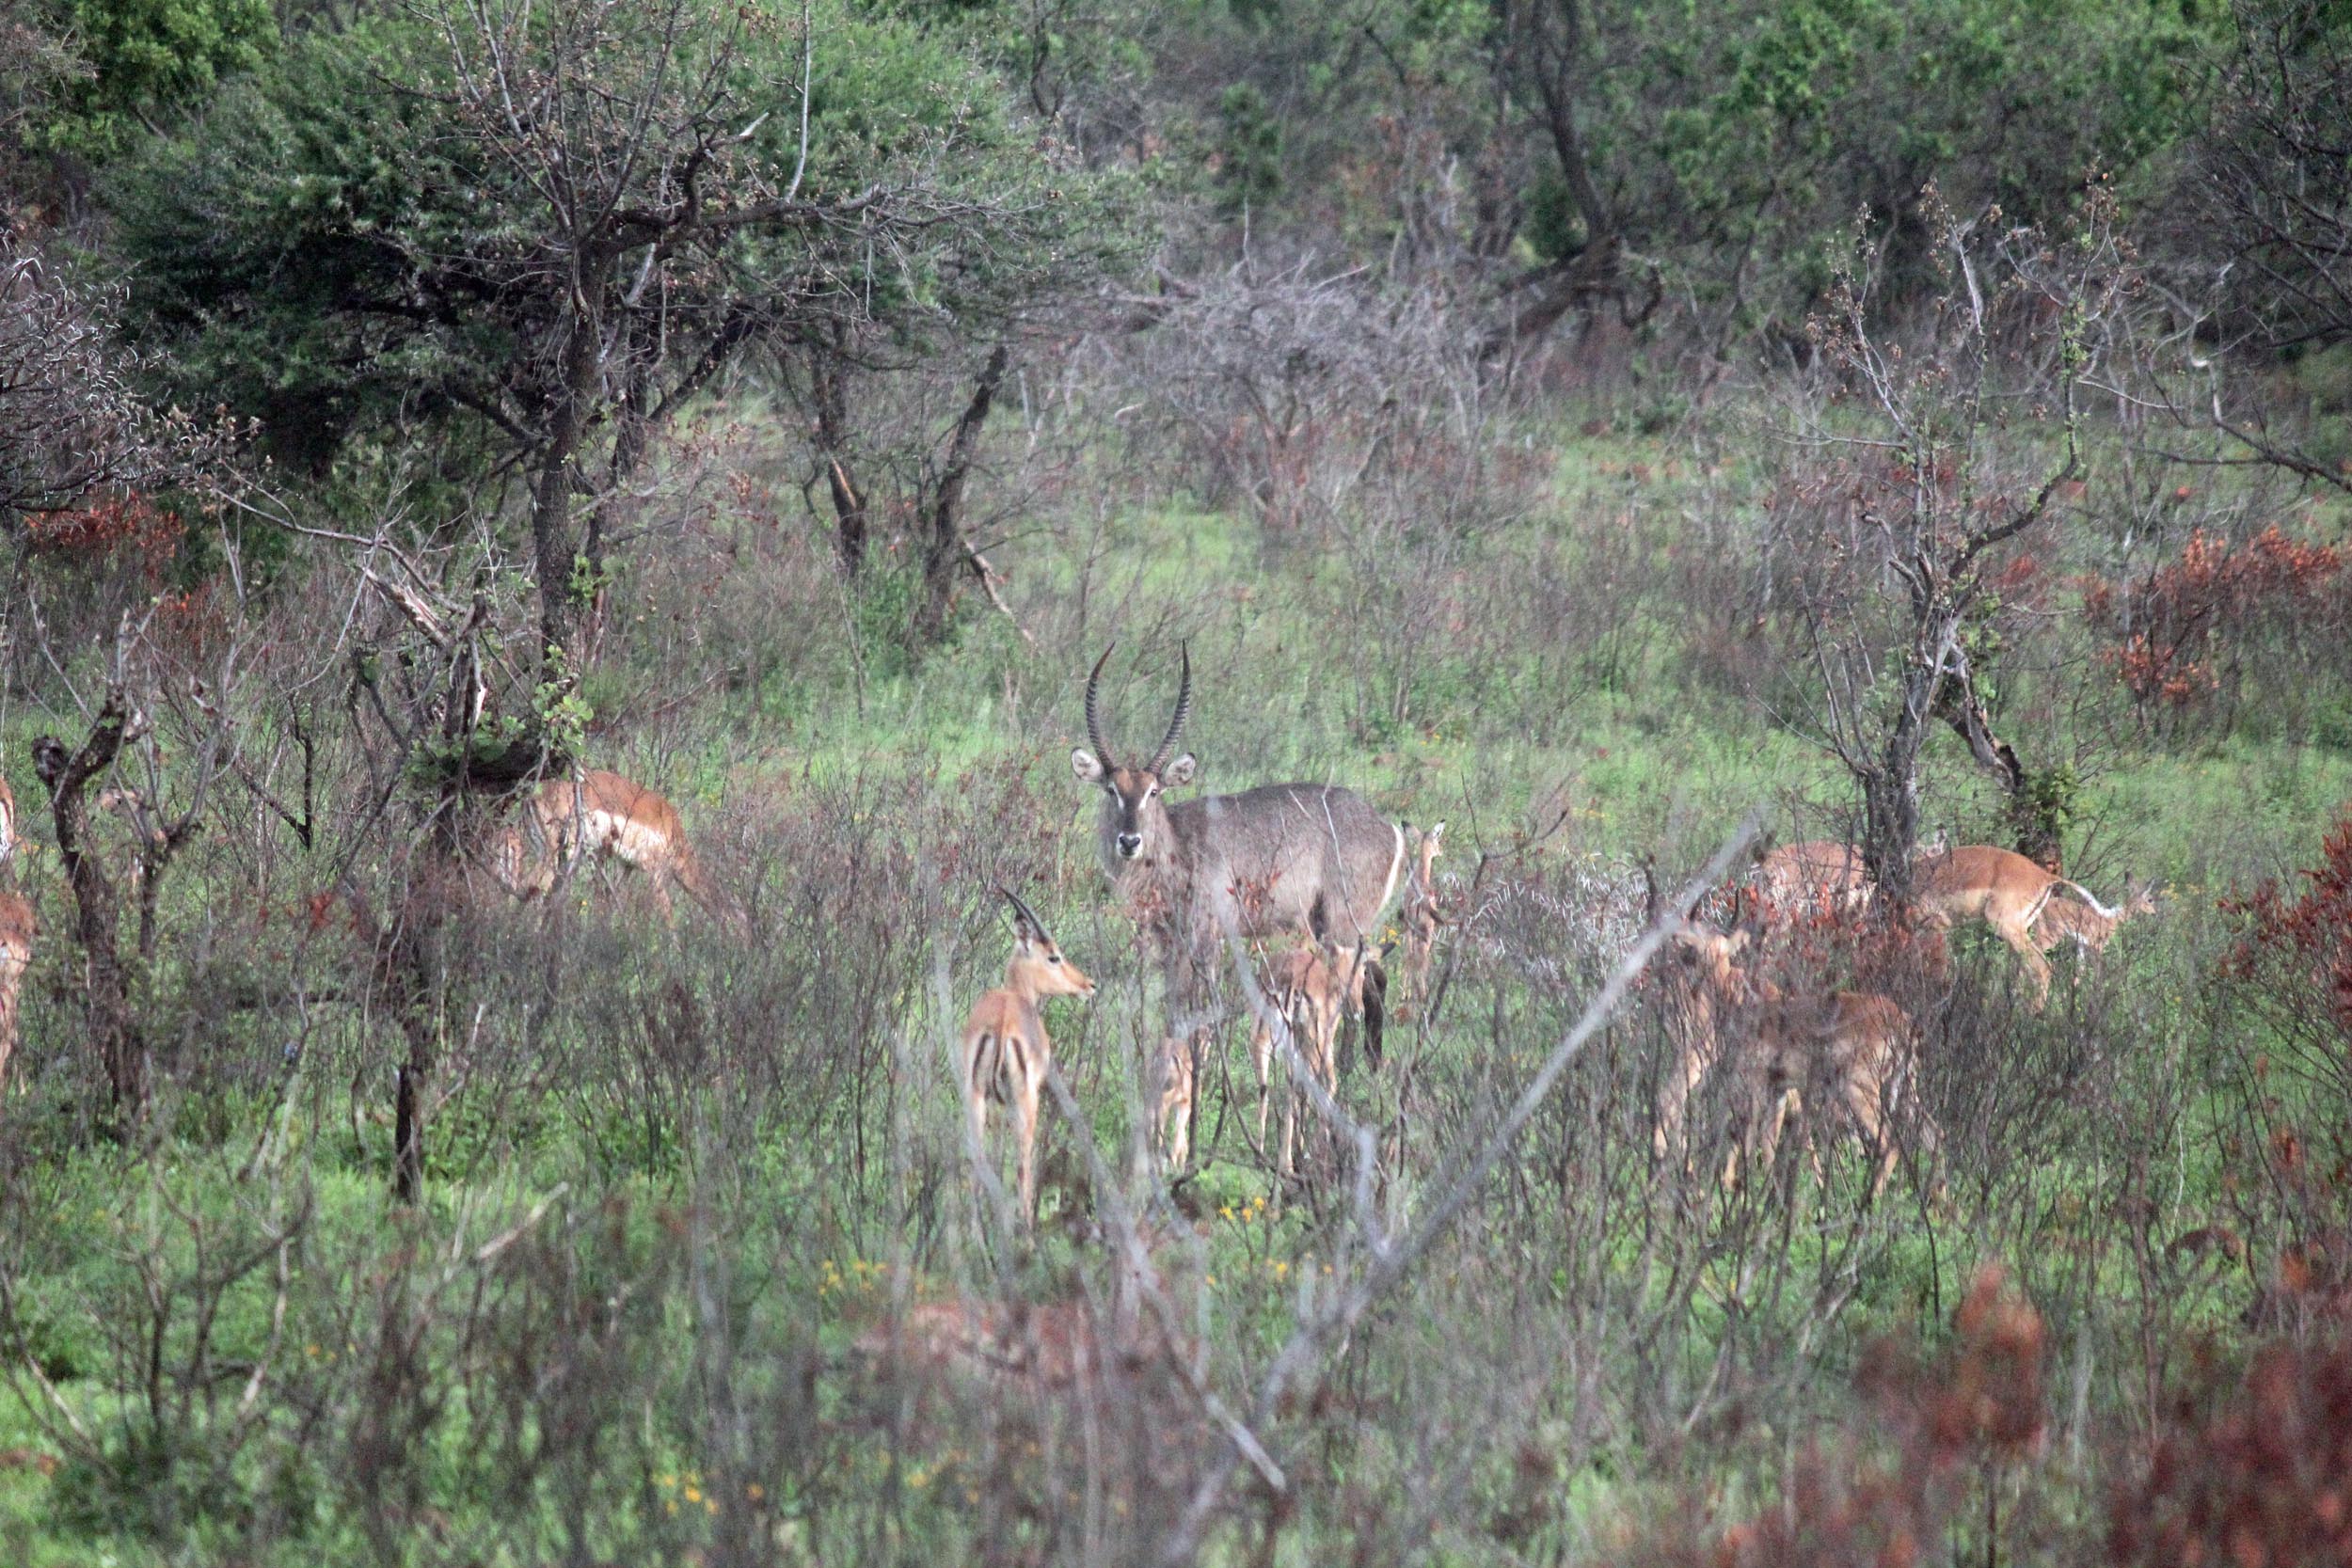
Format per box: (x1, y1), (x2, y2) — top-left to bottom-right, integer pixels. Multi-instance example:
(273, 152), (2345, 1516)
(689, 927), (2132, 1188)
(962, 648), (2160, 1219)
(0, 645), (2158, 1223)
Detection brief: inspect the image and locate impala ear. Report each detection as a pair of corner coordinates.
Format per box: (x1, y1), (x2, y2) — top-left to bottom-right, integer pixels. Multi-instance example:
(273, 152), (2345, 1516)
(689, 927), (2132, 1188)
(1428, 820), (1447, 844)
(1072, 748), (1105, 784)
(1161, 752), (1196, 786)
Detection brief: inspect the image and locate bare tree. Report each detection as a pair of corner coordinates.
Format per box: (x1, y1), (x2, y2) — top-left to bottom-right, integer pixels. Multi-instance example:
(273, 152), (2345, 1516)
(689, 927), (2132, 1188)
(1772, 195), (2133, 895)
(29, 635), (233, 1132)
(0, 242), (173, 530)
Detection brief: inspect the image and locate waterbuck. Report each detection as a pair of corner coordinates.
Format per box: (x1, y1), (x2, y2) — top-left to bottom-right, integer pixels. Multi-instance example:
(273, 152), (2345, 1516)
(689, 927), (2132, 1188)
(1072, 644), (1404, 1162)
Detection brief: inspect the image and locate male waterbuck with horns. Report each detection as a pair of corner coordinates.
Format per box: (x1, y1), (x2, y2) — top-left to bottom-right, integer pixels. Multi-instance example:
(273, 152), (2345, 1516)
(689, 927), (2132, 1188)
(1073, 645), (1404, 1159)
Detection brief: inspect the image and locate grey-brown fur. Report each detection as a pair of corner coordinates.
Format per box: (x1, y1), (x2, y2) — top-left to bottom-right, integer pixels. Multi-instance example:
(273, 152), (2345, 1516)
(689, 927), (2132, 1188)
(1073, 645), (1404, 980)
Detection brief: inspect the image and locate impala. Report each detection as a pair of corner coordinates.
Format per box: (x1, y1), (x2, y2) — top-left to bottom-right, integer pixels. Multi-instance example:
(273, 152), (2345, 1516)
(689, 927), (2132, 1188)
(961, 888), (1096, 1216)
(0, 890), (31, 1090)
(1399, 820), (1447, 1002)
(856, 1226), (1192, 1393)
(1744, 829), (1949, 924)
(1655, 921), (1931, 1201)
(1073, 644), (1404, 1164)
(0, 773), (16, 863)
(491, 768), (719, 916)
(1913, 846), (2141, 1010)
(2030, 878), (2159, 958)
(1249, 936), (1382, 1177)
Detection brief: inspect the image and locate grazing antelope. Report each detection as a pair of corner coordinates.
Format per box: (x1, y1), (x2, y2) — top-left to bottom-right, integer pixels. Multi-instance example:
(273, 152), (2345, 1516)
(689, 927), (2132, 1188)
(0, 891), (32, 1091)
(1399, 820), (1447, 1002)
(961, 889), (1097, 1217)
(1655, 921), (1931, 1201)
(1913, 846), (2141, 1010)
(1249, 937), (1383, 1176)
(1073, 644), (1404, 1164)
(1744, 830), (1949, 925)
(855, 1226), (1194, 1395)
(2030, 878), (2159, 959)
(491, 769), (718, 917)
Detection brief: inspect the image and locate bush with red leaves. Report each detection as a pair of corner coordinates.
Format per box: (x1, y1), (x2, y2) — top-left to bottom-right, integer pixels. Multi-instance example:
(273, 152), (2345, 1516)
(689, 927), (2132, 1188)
(2111, 1338), (2352, 1566)
(2084, 525), (2347, 718)
(2224, 809), (2352, 1050)
(1627, 1264), (2045, 1568)
(24, 490), (184, 575)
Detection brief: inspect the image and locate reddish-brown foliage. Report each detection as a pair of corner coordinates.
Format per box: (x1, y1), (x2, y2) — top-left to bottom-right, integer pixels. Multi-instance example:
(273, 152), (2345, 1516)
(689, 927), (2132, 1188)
(2112, 1338), (2352, 1566)
(2223, 809), (2352, 1042)
(1629, 1264), (2045, 1567)
(24, 491), (184, 573)
(2084, 526), (2346, 708)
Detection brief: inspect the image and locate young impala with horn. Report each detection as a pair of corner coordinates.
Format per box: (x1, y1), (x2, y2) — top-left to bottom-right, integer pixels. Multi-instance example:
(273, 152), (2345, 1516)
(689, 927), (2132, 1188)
(961, 888), (1097, 1217)
(1072, 644), (1405, 1165)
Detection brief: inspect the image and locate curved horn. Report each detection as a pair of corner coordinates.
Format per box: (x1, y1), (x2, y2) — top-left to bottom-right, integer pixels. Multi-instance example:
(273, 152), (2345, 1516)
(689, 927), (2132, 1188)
(1148, 642), (1192, 774)
(1002, 885), (1049, 943)
(1084, 644), (1116, 769)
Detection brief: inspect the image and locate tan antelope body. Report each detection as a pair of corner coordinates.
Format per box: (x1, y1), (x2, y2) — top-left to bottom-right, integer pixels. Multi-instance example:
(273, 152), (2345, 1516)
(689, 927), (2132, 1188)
(1913, 846), (2142, 1010)
(961, 890), (1096, 1216)
(1754, 839), (1870, 914)
(1073, 646), (1403, 1166)
(1248, 939), (1382, 1176)
(1746, 832), (1948, 923)
(0, 891), (32, 1091)
(2030, 880), (2159, 958)
(0, 774), (17, 863)
(493, 769), (716, 915)
(1655, 924), (1930, 1200)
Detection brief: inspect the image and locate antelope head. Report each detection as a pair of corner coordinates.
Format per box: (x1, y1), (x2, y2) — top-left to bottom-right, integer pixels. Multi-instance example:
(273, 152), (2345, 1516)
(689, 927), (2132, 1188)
(1071, 643), (1194, 867)
(1003, 888), (1097, 1001)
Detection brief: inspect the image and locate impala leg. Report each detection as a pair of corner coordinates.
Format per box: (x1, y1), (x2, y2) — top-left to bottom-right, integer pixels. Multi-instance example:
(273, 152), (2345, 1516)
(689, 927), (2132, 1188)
(1250, 1019), (1274, 1150)
(1015, 1075), (1041, 1222)
(1842, 1069), (1897, 1204)
(965, 1085), (992, 1197)
(1993, 918), (2055, 1012)
(1654, 1035), (1713, 1175)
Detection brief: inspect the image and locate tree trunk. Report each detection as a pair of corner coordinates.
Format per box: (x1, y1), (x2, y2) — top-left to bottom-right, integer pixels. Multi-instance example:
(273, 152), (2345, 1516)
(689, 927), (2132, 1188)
(531, 256), (613, 678)
(1858, 624), (1949, 911)
(810, 329), (871, 577)
(1936, 667), (2064, 872)
(32, 695), (148, 1132)
(914, 344), (1011, 647)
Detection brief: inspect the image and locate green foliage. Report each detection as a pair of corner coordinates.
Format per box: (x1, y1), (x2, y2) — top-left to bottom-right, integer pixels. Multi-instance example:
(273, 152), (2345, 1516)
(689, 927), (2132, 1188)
(35, 0), (275, 158)
(103, 0), (1141, 483)
(1214, 81), (1280, 214)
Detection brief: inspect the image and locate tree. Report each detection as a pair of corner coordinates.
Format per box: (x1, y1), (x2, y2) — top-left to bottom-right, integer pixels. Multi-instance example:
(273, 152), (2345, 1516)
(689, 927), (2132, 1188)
(1772, 194), (2133, 895)
(2160, 0), (2352, 495)
(111, 0), (1125, 687)
(33, 0), (273, 159)
(0, 242), (162, 527)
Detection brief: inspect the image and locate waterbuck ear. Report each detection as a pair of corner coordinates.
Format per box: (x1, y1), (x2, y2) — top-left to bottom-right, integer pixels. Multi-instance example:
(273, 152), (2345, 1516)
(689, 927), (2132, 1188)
(1161, 752), (1196, 786)
(1072, 748), (1105, 784)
